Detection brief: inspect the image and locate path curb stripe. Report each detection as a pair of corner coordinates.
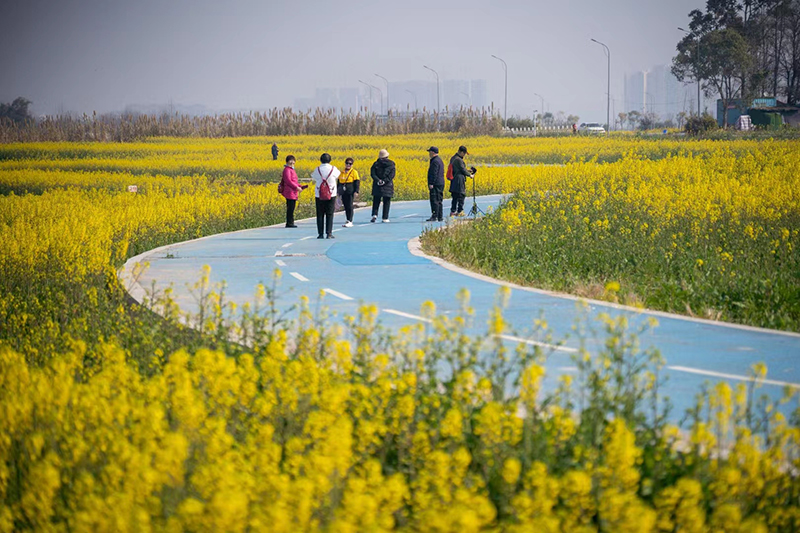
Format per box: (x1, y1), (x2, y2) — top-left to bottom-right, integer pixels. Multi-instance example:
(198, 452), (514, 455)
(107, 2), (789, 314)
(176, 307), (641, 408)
(406, 236), (800, 339)
(668, 365), (800, 389)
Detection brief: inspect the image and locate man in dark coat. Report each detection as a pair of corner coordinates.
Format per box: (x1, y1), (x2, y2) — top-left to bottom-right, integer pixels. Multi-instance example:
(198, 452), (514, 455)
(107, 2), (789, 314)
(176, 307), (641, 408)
(426, 146), (445, 222)
(370, 149), (396, 222)
(271, 143), (279, 160)
(449, 145), (473, 216)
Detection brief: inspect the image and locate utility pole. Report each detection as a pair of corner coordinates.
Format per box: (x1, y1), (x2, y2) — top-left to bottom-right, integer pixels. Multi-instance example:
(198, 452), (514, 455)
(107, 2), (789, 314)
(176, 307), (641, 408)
(358, 80), (373, 116)
(534, 93), (544, 120)
(491, 55), (508, 128)
(405, 89), (417, 110)
(591, 39), (611, 136)
(375, 73), (389, 115)
(423, 65), (440, 116)
(679, 27), (701, 116)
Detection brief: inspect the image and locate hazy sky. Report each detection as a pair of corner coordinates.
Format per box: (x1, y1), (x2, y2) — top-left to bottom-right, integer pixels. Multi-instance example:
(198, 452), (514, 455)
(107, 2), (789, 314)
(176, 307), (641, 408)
(1, 0), (706, 122)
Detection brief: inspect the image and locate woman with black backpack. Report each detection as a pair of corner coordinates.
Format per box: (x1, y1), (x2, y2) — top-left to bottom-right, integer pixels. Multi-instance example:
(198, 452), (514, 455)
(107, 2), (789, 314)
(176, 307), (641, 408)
(313, 153), (341, 239)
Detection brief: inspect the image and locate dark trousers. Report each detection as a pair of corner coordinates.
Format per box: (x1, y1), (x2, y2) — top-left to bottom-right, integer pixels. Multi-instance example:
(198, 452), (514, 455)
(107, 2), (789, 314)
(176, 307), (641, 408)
(341, 192), (355, 222)
(372, 196), (392, 220)
(450, 193), (466, 214)
(429, 186), (444, 219)
(316, 198), (335, 236)
(285, 199), (297, 226)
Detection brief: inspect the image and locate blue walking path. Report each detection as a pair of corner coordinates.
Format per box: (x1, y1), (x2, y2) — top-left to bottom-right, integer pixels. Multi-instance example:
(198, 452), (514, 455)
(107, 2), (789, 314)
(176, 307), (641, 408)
(122, 195), (800, 418)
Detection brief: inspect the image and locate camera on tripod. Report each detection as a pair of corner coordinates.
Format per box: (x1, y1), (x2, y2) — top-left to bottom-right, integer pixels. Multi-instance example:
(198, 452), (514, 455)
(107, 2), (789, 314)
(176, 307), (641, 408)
(468, 166), (483, 217)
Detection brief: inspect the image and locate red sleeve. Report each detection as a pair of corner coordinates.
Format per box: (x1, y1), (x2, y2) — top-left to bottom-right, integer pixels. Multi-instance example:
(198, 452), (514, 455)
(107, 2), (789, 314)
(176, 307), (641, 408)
(282, 167), (301, 192)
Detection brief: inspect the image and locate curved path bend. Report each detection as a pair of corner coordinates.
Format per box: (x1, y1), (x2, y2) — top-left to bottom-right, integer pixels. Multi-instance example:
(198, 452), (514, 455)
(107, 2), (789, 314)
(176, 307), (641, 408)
(121, 196), (800, 416)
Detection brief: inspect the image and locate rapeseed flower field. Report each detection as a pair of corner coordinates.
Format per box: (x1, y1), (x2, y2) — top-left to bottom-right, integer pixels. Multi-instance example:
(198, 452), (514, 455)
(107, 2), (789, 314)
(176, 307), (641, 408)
(1, 135), (799, 531)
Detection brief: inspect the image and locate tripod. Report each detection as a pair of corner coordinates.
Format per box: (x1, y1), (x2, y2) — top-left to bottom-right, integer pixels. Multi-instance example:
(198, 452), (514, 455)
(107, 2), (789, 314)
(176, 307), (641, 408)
(468, 171), (484, 217)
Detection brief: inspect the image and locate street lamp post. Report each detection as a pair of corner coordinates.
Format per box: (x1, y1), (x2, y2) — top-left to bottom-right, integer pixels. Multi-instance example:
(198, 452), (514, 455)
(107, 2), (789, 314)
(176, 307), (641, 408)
(423, 65), (440, 117)
(460, 91), (471, 107)
(590, 39), (610, 136)
(534, 92), (544, 119)
(533, 109), (538, 130)
(405, 89), (417, 111)
(358, 80), (373, 115)
(370, 84), (384, 116)
(491, 55), (508, 128)
(678, 27), (701, 116)
(375, 73), (389, 115)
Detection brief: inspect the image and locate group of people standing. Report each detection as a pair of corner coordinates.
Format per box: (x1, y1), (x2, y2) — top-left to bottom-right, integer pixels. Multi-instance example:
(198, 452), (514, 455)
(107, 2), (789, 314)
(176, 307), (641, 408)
(278, 145), (473, 238)
(426, 144), (473, 221)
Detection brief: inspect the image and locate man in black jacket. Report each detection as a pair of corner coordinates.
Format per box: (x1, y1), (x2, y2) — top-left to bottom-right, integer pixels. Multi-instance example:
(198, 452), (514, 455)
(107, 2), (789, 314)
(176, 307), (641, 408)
(426, 146), (445, 222)
(449, 145), (473, 216)
(370, 149), (396, 222)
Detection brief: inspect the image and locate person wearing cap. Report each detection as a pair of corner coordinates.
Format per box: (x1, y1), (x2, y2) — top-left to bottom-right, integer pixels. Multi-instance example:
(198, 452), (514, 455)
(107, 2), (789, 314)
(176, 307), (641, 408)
(426, 146), (444, 222)
(370, 149), (396, 223)
(338, 157), (360, 227)
(449, 145), (473, 216)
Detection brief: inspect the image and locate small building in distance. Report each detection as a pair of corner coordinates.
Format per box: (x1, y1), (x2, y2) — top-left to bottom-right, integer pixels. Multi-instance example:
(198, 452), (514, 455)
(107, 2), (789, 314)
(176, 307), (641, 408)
(717, 97), (800, 129)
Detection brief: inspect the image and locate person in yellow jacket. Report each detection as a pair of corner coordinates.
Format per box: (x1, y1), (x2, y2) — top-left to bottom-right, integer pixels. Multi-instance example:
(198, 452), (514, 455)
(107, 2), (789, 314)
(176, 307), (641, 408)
(338, 157), (360, 227)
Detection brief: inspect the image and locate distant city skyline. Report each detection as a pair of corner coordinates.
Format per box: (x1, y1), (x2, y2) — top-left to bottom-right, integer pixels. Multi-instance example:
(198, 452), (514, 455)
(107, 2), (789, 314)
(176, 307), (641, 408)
(0, 0), (708, 123)
(293, 79), (490, 115)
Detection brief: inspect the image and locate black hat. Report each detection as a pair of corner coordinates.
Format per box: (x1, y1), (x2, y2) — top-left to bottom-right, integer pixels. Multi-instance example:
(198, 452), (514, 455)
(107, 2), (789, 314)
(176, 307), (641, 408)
(427, 146), (439, 153)
(458, 145), (469, 154)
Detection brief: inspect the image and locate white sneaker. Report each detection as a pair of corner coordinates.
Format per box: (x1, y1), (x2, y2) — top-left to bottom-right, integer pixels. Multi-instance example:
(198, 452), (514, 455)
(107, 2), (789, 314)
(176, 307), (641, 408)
(371, 216), (377, 223)
(382, 219), (390, 223)
(342, 221), (353, 228)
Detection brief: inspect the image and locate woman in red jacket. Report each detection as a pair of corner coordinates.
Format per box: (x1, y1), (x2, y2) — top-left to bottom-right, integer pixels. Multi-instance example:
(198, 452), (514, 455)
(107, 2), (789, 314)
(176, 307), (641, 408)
(280, 155), (307, 228)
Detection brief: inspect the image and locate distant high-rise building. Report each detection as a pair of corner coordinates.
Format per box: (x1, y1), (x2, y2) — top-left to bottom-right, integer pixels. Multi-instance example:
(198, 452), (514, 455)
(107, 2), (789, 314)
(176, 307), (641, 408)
(444, 79), (470, 110)
(624, 65), (703, 123)
(339, 88), (358, 113)
(470, 80), (488, 109)
(293, 97), (315, 111)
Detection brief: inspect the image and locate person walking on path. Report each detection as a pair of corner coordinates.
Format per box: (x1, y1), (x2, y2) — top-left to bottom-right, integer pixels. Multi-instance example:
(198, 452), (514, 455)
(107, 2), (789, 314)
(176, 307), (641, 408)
(272, 143), (279, 160)
(279, 155), (307, 228)
(338, 157), (360, 227)
(313, 153), (340, 239)
(449, 145), (473, 217)
(370, 149), (395, 223)
(426, 146), (444, 222)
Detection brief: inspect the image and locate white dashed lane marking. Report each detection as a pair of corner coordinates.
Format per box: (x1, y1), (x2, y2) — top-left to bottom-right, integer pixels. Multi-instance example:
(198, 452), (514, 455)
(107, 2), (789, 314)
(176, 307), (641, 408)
(275, 260), (287, 266)
(497, 334), (578, 354)
(383, 309), (432, 323)
(322, 288), (353, 301)
(290, 272), (309, 282)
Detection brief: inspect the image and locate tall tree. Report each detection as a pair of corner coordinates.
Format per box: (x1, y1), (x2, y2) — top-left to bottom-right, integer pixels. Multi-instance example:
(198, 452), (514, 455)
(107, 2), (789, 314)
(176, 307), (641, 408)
(780, 0), (800, 103)
(0, 98), (33, 124)
(674, 27), (752, 127)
